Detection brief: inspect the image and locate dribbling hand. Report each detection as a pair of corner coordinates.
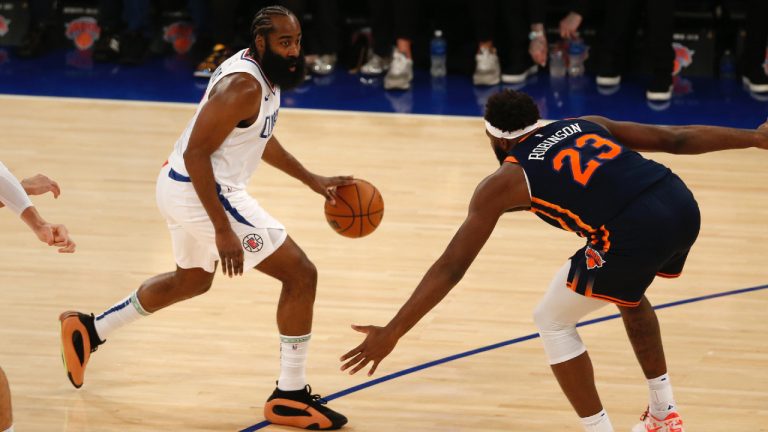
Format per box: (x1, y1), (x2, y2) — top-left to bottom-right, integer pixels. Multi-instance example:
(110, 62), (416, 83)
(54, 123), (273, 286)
(216, 228), (244, 277)
(309, 174), (355, 206)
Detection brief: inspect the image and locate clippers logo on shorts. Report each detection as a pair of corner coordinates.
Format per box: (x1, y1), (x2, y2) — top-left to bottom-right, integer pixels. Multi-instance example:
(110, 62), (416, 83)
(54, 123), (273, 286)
(0, 15), (10, 37)
(65, 17), (101, 50)
(585, 246), (606, 270)
(242, 233), (264, 253)
(163, 21), (195, 54)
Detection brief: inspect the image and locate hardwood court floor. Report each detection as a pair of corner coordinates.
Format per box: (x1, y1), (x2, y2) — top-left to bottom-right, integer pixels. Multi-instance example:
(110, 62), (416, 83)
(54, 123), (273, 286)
(0, 95), (766, 431)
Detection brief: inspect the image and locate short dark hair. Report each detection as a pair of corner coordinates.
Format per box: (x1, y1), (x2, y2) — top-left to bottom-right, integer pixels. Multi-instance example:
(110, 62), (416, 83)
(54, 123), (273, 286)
(484, 89), (540, 133)
(248, 5), (294, 57)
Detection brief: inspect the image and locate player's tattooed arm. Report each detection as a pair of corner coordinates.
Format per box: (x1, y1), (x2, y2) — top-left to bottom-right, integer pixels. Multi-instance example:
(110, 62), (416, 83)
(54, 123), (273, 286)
(582, 115), (768, 154)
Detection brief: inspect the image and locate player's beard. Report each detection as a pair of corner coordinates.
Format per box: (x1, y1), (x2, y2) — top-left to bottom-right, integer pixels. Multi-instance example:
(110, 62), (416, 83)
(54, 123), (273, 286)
(261, 43), (305, 91)
(492, 143), (508, 165)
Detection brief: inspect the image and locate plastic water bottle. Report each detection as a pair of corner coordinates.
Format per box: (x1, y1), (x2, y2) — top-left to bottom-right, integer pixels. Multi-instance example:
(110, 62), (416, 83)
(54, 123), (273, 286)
(720, 49), (735, 79)
(567, 39), (586, 77)
(430, 29), (447, 77)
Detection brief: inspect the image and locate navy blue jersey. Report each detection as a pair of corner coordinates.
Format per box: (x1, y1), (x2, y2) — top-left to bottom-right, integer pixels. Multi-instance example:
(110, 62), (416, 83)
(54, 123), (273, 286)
(504, 119), (670, 252)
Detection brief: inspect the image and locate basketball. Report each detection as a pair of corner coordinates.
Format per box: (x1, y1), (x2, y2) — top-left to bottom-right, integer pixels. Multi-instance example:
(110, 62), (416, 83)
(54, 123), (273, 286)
(324, 179), (384, 238)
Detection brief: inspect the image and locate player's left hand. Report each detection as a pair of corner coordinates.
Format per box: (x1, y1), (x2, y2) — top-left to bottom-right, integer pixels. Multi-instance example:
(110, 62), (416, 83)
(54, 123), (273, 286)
(309, 174), (354, 206)
(340, 324), (399, 376)
(21, 174), (61, 198)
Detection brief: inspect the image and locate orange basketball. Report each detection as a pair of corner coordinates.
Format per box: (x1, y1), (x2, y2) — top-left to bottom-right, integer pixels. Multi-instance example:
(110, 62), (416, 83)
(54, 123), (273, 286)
(324, 179), (384, 238)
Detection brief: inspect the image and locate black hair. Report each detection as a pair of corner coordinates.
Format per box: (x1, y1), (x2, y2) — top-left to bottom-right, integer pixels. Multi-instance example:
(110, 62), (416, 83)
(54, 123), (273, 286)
(248, 5), (294, 58)
(484, 89), (540, 134)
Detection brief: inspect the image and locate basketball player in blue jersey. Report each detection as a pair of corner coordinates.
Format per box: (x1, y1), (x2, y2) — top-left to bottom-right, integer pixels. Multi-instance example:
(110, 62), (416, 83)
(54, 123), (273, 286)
(341, 89), (768, 432)
(0, 162), (76, 432)
(59, 6), (348, 430)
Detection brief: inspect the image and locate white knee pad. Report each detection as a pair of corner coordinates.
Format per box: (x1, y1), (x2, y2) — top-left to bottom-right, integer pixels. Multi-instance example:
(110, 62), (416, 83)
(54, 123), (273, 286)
(533, 261), (608, 365)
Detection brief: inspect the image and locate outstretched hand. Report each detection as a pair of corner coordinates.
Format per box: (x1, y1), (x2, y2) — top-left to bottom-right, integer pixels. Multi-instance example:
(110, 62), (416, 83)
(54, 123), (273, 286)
(21, 174), (61, 198)
(340, 324), (399, 377)
(309, 174), (355, 205)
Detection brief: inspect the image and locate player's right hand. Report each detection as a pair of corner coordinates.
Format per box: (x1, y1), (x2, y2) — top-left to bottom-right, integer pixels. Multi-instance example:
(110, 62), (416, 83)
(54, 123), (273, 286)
(216, 228), (244, 277)
(340, 324), (399, 377)
(21, 174), (61, 198)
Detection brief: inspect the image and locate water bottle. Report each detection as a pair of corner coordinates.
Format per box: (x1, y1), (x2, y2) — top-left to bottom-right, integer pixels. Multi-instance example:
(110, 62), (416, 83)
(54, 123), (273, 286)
(567, 39), (586, 77)
(720, 49), (735, 79)
(430, 29), (447, 77)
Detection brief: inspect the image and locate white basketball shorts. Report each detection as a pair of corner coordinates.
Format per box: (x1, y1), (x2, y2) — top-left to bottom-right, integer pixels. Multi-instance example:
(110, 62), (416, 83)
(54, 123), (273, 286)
(156, 164), (287, 273)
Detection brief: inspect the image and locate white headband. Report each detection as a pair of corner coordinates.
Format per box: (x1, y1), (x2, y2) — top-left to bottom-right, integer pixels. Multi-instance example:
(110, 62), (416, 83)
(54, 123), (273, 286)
(485, 120), (541, 140)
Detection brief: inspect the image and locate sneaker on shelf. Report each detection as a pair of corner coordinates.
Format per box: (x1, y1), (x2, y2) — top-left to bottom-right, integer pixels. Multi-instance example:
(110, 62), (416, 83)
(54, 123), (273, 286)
(93, 31), (121, 62)
(631, 407), (685, 432)
(473, 47), (501, 86)
(264, 384), (348, 430)
(194, 44), (232, 78)
(310, 54), (337, 76)
(743, 68), (768, 93)
(501, 64), (538, 84)
(361, 53), (391, 76)
(384, 50), (413, 90)
(646, 74), (673, 101)
(59, 311), (105, 389)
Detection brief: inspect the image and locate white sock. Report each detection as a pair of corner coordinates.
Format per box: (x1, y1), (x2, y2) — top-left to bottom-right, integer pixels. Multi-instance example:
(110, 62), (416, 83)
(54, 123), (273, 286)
(277, 333), (310, 391)
(647, 373), (676, 418)
(3, 425), (14, 432)
(94, 291), (151, 341)
(580, 409), (613, 432)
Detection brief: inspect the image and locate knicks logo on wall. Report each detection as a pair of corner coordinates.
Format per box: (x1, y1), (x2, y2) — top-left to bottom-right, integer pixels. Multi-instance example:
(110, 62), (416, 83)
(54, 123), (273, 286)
(672, 42), (695, 76)
(163, 21), (195, 54)
(584, 246), (606, 270)
(0, 15), (11, 37)
(65, 17), (101, 50)
(242, 233), (264, 253)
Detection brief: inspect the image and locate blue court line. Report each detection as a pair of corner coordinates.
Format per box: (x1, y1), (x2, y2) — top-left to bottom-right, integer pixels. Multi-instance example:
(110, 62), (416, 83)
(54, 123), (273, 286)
(239, 283), (768, 432)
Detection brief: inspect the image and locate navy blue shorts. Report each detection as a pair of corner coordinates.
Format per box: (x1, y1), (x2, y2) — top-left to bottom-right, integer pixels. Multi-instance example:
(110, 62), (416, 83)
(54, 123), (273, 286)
(566, 173), (701, 307)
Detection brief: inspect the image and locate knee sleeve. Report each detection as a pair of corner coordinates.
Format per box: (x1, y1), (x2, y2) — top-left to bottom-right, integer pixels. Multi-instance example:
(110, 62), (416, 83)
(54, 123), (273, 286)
(533, 261), (608, 365)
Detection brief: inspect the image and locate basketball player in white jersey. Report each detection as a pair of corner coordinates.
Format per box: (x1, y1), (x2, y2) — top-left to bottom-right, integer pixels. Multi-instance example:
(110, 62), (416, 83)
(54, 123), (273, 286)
(59, 6), (348, 430)
(0, 162), (76, 432)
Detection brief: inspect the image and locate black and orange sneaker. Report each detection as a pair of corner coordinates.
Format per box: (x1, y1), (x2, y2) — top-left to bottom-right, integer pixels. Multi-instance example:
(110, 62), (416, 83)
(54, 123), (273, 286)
(264, 385), (347, 430)
(59, 311), (104, 389)
(194, 44), (231, 78)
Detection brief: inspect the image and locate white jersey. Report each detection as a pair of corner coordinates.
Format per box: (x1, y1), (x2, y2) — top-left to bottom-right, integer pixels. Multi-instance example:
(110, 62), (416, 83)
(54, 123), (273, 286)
(167, 49), (281, 191)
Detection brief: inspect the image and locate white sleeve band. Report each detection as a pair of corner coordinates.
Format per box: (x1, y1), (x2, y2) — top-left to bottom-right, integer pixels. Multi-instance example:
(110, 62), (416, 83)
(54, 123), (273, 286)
(0, 161), (33, 216)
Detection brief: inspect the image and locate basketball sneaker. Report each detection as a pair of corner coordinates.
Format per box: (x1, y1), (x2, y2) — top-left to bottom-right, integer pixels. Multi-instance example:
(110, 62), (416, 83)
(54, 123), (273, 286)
(264, 385), (347, 430)
(631, 406), (685, 432)
(59, 311), (104, 388)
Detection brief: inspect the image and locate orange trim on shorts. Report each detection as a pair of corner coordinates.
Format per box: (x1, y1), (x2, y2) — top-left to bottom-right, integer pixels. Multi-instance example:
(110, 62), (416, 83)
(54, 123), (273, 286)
(588, 293), (641, 307)
(656, 272), (681, 278)
(585, 278), (594, 297)
(599, 225), (611, 253)
(531, 197), (596, 233)
(531, 208), (575, 232)
(504, 155), (519, 163)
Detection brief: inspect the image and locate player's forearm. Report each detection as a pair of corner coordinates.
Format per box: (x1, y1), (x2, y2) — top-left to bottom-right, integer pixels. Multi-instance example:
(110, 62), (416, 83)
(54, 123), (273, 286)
(184, 152), (232, 232)
(0, 162), (33, 215)
(20, 206), (46, 232)
(669, 126), (768, 154)
(263, 138), (315, 185)
(386, 260), (464, 339)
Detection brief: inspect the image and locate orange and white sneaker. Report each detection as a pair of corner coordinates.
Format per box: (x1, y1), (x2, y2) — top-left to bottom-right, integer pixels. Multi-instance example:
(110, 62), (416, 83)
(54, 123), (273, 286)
(631, 407), (685, 432)
(264, 385), (347, 430)
(59, 311), (104, 388)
